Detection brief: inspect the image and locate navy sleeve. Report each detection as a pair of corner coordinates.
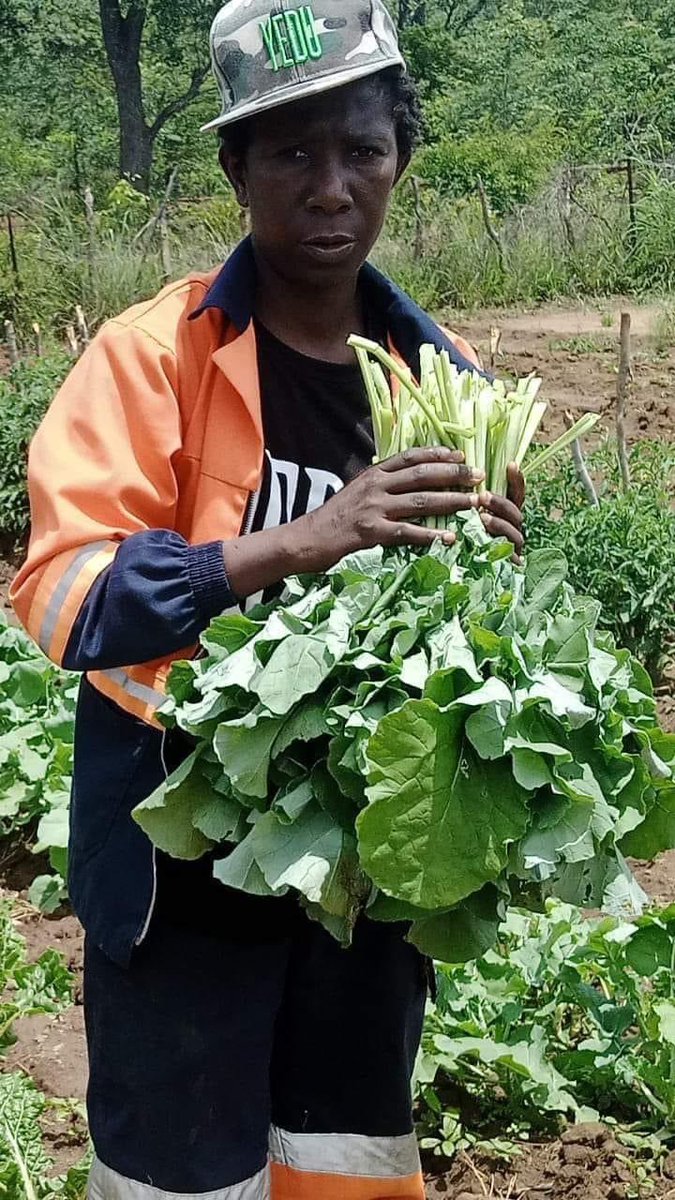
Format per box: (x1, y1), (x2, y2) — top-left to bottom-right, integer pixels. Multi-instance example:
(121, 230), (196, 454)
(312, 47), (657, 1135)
(63, 531), (234, 672)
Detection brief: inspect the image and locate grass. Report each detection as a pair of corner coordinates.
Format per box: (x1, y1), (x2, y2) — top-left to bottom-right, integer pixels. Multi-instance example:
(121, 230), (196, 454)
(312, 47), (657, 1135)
(2, 169), (675, 341)
(548, 334), (613, 354)
(651, 305), (675, 357)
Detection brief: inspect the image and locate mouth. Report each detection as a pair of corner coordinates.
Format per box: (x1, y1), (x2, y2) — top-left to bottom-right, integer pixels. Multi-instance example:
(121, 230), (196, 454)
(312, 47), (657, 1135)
(300, 234), (357, 262)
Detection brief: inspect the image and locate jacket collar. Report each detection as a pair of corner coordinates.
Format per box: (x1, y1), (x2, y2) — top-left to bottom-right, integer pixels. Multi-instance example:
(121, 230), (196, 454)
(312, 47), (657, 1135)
(190, 235), (486, 379)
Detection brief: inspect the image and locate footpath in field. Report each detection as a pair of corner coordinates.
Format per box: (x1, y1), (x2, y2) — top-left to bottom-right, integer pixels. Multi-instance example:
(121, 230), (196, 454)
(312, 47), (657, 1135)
(458, 299), (675, 446)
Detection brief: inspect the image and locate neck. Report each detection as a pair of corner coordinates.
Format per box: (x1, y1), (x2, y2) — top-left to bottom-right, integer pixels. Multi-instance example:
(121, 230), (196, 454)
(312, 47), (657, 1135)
(252, 248), (365, 363)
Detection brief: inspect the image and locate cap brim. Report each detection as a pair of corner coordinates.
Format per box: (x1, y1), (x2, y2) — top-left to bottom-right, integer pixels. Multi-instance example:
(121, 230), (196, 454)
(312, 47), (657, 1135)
(201, 52), (405, 133)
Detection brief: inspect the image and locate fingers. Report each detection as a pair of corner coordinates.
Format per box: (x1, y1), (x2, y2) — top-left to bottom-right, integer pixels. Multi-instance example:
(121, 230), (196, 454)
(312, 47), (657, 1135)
(379, 446), (466, 473)
(389, 491), (479, 521)
(506, 462), (526, 510)
(386, 462), (484, 495)
(384, 522), (457, 549)
(478, 490), (523, 531)
(480, 512), (524, 555)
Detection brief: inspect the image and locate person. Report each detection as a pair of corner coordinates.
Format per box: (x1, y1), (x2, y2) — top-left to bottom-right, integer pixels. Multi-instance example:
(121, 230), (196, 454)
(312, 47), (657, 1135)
(11, 2), (524, 1196)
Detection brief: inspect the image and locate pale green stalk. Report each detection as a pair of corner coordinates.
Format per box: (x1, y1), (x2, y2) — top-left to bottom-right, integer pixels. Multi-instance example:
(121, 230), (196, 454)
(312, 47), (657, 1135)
(514, 399), (548, 468)
(523, 413), (600, 476)
(348, 335), (452, 447)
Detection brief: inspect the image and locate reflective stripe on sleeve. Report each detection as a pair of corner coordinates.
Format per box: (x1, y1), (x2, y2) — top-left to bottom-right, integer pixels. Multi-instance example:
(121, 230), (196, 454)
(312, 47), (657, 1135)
(269, 1128), (424, 1199)
(88, 1157), (270, 1200)
(37, 541), (116, 661)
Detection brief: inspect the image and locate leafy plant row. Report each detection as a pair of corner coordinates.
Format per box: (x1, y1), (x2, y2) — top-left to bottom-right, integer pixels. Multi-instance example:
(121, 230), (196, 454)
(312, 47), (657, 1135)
(418, 899), (675, 1160)
(0, 613), (77, 912)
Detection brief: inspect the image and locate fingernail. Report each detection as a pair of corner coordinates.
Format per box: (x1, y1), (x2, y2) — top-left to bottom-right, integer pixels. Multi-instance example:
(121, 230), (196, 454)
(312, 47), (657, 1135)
(471, 469), (485, 481)
(443, 532), (456, 545)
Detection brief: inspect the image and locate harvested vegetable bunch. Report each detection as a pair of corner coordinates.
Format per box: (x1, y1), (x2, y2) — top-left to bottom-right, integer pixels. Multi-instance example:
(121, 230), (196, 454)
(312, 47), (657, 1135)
(133, 351), (674, 964)
(348, 335), (599, 498)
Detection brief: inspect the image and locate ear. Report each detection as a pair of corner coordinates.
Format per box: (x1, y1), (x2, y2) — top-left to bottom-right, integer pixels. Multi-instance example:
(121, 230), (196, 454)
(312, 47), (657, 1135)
(393, 150), (412, 188)
(219, 143), (249, 208)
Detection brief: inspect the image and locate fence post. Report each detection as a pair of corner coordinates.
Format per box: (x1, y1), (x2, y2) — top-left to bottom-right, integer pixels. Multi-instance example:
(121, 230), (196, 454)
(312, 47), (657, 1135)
(4, 319), (19, 366)
(6, 213), (20, 288)
(560, 167), (576, 251)
(66, 324), (79, 357)
(625, 156), (637, 252)
(616, 312), (632, 492)
(159, 207), (172, 283)
(477, 177), (505, 273)
(32, 322), (43, 357)
(409, 175), (424, 260)
(489, 326), (502, 371)
(84, 186), (96, 286)
(75, 305), (90, 353)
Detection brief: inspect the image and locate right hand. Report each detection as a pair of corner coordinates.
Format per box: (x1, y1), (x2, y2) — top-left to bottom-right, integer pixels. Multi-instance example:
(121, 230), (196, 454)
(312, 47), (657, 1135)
(291, 447), (485, 574)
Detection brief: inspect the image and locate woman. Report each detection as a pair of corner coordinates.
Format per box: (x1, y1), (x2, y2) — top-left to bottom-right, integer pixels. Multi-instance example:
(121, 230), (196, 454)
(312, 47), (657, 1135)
(12, 2), (524, 1196)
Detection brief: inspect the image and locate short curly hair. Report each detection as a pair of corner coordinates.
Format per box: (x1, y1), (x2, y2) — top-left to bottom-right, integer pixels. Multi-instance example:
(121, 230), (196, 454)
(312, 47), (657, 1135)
(218, 66), (422, 162)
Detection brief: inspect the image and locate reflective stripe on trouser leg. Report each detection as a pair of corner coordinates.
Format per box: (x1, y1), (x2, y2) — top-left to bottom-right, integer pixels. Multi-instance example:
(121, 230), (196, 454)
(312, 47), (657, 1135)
(269, 1128), (425, 1200)
(87, 1157), (270, 1200)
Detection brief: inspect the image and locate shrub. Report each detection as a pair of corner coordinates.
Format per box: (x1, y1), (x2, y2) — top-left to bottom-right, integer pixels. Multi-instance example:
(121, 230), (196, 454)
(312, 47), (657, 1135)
(0, 353), (71, 540)
(525, 440), (675, 679)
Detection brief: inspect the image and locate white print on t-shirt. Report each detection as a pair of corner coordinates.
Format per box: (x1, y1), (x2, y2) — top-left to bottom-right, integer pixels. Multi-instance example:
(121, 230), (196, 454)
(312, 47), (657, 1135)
(255, 453), (344, 532)
(241, 453), (345, 611)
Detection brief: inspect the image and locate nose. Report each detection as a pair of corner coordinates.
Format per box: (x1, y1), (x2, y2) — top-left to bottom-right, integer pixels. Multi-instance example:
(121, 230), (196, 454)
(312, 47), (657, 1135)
(306, 157), (353, 215)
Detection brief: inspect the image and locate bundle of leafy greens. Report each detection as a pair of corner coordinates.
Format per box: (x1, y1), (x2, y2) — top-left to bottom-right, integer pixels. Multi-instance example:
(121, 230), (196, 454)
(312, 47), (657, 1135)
(133, 345), (674, 963)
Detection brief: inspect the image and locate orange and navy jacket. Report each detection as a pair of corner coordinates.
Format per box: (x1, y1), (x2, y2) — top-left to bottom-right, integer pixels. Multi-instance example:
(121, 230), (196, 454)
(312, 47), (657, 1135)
(11, 237), (482, 964)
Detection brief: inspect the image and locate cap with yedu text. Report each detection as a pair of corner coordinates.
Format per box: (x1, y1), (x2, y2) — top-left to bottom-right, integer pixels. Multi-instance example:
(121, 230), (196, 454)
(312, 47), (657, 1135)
(202, 0), (405, 132)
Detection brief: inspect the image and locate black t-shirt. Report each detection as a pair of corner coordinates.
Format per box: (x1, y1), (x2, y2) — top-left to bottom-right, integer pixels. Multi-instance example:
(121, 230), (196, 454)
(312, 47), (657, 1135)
(156, 315), (381, 927)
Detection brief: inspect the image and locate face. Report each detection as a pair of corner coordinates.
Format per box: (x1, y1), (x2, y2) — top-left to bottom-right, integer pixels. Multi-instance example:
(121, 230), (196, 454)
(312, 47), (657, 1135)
(220, 77), (406, 288)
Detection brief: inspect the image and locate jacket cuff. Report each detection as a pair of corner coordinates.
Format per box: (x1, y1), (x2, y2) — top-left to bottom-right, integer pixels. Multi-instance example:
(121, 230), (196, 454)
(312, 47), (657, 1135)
(187, 541), (234, 620)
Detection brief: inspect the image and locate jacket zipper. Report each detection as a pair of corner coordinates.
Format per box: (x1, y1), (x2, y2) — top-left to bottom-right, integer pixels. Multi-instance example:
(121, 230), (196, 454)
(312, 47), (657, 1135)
(241, 487), (259, 537)
(135, 729), (168, 946)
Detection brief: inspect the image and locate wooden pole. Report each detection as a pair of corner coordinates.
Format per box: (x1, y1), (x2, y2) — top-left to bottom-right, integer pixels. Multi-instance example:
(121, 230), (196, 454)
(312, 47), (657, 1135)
(560, 167), (576, 251)
(564, 410), (599, 506)
(65, 324), (79, 357)
(626, 157), (637, 252)
(32, 322), (43, 358)
(489, 326), (502, 372)
(409, 175), (424, 260)
(84, 186), (96, 285)
(477, 177), (505, 273)
(158, 206), (170, 283)
(616, 312), (632, 492)
(6, 213), (20, 286)
(4, 319), (19, 366)
(75, 305), (90, 351)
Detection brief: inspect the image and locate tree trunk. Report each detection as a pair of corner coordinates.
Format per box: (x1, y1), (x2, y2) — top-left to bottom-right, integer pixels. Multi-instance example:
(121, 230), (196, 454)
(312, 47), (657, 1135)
(98, 0), (152, 192)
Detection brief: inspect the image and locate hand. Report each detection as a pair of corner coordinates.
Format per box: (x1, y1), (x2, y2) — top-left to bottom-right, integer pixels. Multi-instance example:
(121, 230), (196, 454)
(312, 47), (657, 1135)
(476, 462), (526, 558)
(293, 447), (485, 573)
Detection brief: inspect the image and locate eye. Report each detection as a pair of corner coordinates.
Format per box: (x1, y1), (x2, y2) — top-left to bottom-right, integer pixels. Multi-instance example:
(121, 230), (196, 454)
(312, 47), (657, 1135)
(282, 146), (309, 161)
(353, 145), (378, 159)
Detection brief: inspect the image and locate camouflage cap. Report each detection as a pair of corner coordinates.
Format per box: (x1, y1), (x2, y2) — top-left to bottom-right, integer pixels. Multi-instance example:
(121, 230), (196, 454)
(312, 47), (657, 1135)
(201, 0), (405, 132)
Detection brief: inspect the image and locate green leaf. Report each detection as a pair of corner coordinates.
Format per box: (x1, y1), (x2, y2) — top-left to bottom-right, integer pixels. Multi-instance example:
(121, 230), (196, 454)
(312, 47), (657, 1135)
(655, 1001), (675, 1045)
(524, 548), (568, 609)
(409, 885), (503, 962)
(359, 700), (530, 908)
(133, 750), (217, 860)
(212, 835), (276, 896)
(620, 783), (675, 859)
(213, 712), (284, 800)
(252, 635), (334, 715)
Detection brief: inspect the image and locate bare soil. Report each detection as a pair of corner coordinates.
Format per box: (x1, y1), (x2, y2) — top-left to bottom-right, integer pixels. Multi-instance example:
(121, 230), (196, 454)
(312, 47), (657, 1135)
(457, 298), (675, 446)
(1, 299), (674, 1195)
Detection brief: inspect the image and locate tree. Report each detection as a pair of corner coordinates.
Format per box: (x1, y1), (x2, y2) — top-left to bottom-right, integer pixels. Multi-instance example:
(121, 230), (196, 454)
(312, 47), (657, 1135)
(98, 0), (219, 191)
